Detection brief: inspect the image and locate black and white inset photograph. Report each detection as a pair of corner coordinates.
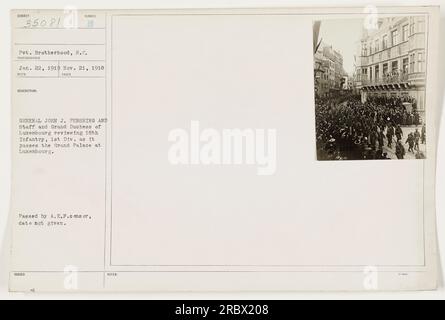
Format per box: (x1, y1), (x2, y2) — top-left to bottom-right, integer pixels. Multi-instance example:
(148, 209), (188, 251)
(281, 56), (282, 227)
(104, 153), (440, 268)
(314, 16), (428, 160)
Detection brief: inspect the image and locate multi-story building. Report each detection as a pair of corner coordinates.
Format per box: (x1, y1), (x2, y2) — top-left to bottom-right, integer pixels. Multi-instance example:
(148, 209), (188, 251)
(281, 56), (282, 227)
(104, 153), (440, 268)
(314, 43), (347, 98)
(355, 16), (427, 115)
(314, 50), (329, 97)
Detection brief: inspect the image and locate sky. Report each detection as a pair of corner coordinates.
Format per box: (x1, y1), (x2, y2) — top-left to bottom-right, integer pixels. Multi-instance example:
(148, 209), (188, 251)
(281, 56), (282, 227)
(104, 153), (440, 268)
(317, 19), (365, 76)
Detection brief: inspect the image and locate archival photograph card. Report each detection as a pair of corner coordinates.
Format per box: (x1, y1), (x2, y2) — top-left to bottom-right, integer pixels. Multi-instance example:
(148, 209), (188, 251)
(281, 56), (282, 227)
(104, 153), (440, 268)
(9, 6), (440, 292)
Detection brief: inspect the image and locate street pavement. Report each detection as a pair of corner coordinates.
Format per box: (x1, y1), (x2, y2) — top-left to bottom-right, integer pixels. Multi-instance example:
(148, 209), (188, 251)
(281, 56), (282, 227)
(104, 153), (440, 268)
(381, 125), (426, 159)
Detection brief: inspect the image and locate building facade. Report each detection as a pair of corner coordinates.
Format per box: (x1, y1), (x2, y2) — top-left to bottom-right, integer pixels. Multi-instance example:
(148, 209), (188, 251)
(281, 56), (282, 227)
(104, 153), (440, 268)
(314, 43), (347, 98)
(355, 16), (427, 115)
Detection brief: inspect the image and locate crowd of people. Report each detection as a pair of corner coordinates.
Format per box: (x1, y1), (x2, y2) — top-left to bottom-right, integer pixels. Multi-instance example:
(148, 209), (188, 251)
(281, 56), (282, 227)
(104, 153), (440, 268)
(315, 94), (426, 160)
(366, 96), (421, 126)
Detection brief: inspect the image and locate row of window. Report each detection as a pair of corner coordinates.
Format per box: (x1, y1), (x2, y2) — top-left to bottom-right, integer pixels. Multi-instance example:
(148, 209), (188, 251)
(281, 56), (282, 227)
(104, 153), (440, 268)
(318, 72), (342, 81)
(360, 51), (425, 81)
(361, 20), (425, 56)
